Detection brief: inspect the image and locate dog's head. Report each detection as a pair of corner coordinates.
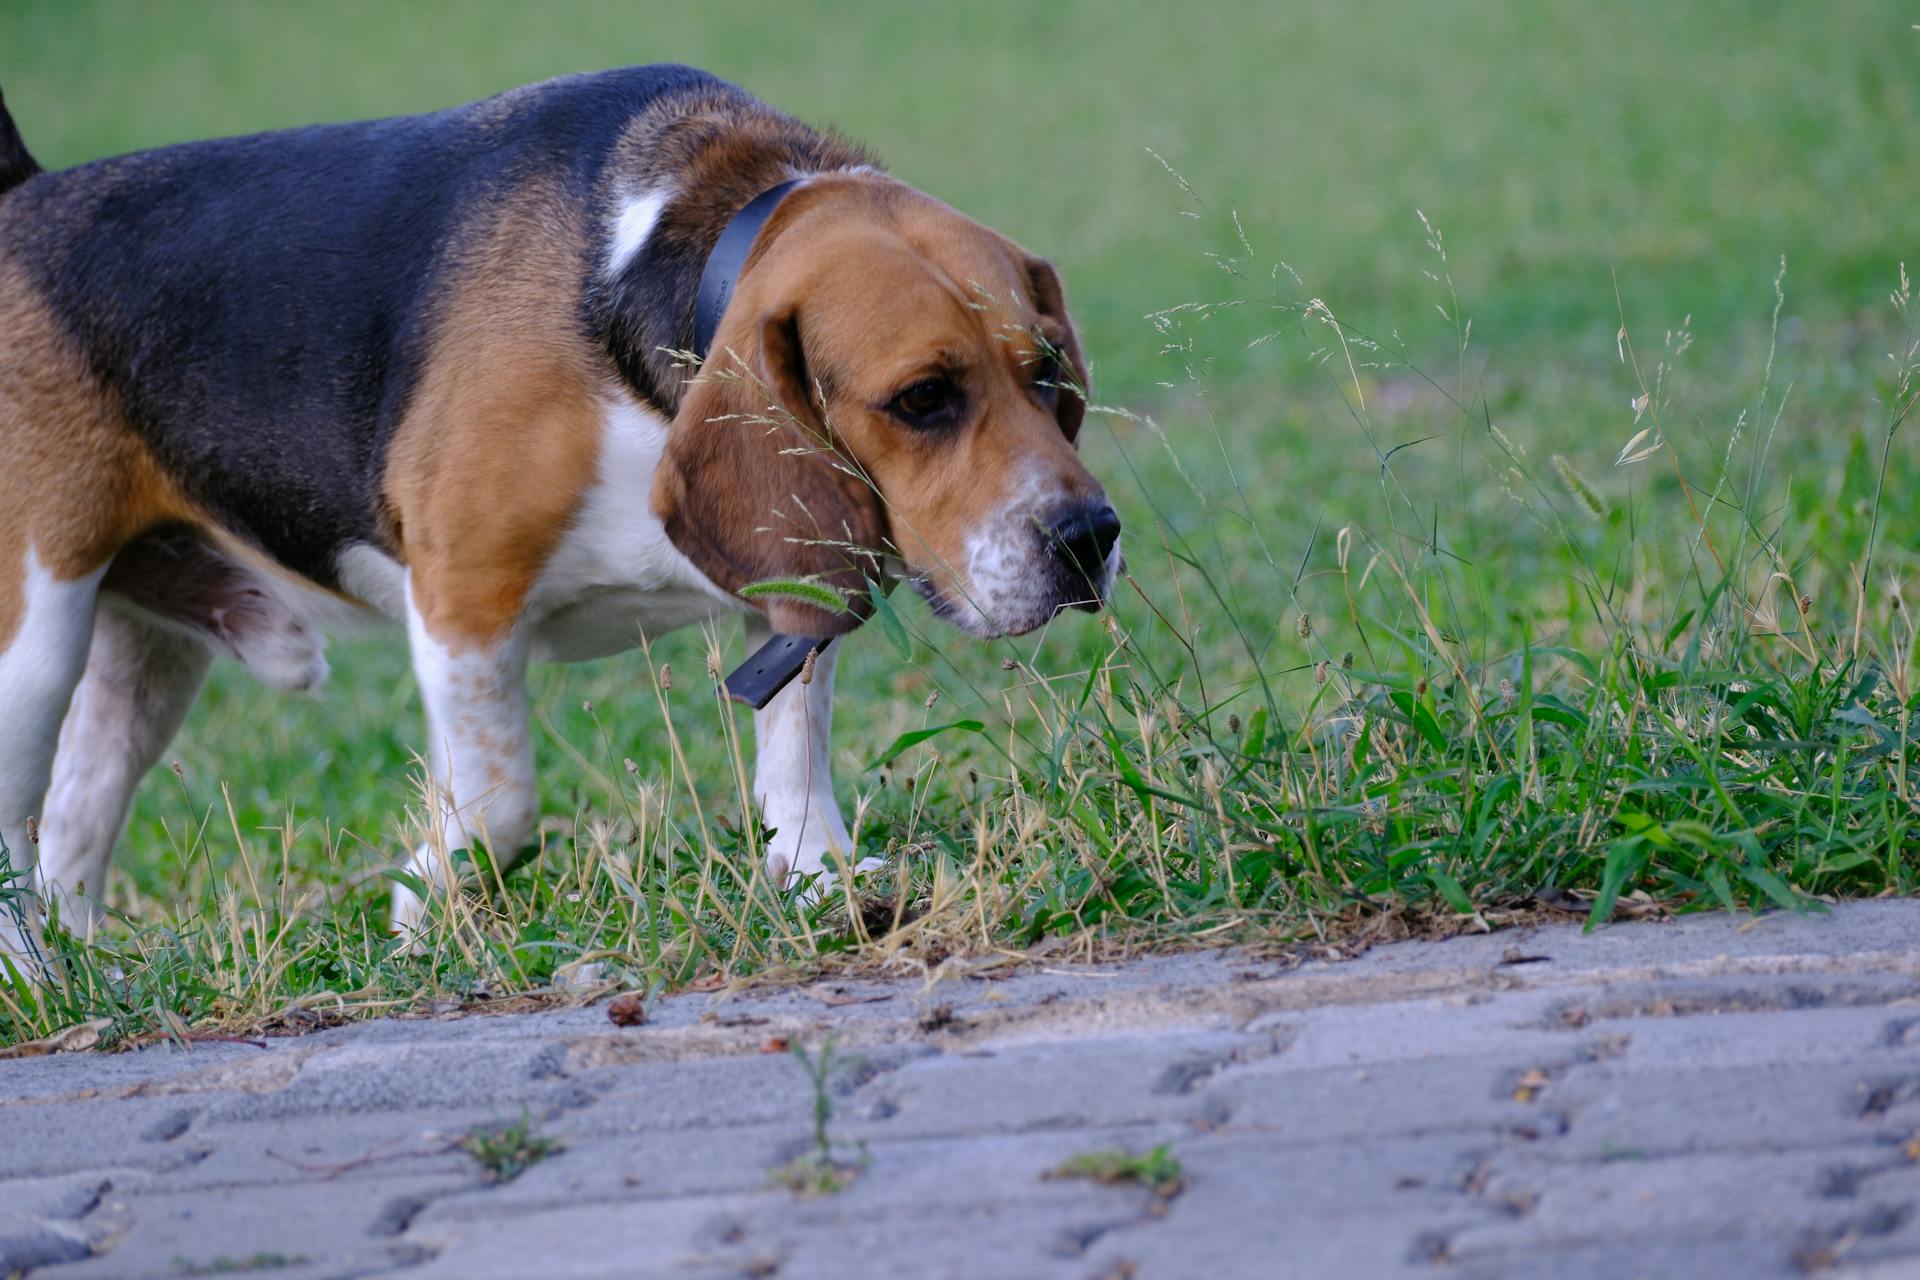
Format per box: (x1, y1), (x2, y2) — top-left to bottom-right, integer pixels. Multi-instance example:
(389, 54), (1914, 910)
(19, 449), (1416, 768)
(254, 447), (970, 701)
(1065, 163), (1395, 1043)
(653, 175), (1120, 638)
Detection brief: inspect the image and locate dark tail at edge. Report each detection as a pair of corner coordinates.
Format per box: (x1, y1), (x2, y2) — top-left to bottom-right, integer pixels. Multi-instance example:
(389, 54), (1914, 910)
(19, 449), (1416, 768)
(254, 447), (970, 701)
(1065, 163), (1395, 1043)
(0, 86), (42, 196)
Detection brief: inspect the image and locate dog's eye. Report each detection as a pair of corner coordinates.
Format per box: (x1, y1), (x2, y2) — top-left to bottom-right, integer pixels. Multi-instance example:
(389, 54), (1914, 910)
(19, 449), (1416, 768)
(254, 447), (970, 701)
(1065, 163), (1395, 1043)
(888, 377), (962, 427)
(1031, 352), (1064, 405)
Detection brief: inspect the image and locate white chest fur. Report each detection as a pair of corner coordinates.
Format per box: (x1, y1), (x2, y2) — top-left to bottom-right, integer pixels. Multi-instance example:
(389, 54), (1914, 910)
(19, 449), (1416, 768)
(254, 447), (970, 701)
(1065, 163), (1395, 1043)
(333, 396), (739, 664)
(523, 395), (742, 662)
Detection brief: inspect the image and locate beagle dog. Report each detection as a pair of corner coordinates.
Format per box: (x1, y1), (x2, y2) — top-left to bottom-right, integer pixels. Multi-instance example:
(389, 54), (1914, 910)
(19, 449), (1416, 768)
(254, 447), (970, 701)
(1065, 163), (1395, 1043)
(0, 65), (1120, 950)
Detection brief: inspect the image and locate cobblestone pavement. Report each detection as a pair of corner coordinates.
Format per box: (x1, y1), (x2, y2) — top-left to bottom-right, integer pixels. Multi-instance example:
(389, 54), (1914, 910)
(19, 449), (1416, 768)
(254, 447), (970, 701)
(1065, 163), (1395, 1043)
(6, 903), (1920, 1279)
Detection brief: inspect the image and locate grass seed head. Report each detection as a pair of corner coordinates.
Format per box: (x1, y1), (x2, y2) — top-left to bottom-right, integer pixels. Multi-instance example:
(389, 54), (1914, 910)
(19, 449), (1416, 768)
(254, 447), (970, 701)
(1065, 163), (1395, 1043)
(1551, 453), (1607, 518)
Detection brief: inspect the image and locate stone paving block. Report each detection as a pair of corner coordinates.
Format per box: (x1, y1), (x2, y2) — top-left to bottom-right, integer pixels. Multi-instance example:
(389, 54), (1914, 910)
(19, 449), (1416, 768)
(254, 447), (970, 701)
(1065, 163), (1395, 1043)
(37, 1170), (475, 1280)
(1783, 1159), (1920, 1275)
(0, 1097), (215, 1179)
(148, 1108), (494, 1193)
(1074, 1132), (1504, 1280)
(1263, 986), (1571, 1071)
(1446, 1147), (1887, 1263)
(0, 1169), (146, 1275)
(0, 1040), (265, 1105)
(413, 1120), (799, 1219)
(396, 1192), (773, 1279)
(560, 1051), (830, 1135)
(300, 1007), (615, 1048)
(1545, 1060), (1910, 1160)
(1827, 1261), (1920, 1280)
(1202, 1055), (1547, 1146)
(1450, 1234), (1795, 1280)
(1554, 999), (1920, 1072)
(204, 1040), (594, 1121)
(842, 1031), (1264, 1140)
(742, 1126), (1187, 1280)
(1548, 967), (1920, 1024)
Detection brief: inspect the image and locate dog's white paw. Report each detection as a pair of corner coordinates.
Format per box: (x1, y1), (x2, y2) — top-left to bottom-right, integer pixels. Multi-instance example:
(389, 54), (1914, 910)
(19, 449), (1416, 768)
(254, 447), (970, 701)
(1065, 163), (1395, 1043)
(389, 868), (433, 956)
(780, 853), (887, 906)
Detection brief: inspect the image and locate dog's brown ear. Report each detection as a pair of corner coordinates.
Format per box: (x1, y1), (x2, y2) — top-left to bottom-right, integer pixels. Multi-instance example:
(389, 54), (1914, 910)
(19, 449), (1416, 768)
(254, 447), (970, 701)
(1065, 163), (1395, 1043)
(1026, 256), (1089, 441)
(653, 307), (886, 635)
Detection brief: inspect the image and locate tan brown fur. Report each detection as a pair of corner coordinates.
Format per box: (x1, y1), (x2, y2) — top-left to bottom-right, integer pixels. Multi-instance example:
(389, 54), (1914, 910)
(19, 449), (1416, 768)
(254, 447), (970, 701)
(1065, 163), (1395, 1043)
(0, 259), (197, 649)
(381, 181), (605, 651)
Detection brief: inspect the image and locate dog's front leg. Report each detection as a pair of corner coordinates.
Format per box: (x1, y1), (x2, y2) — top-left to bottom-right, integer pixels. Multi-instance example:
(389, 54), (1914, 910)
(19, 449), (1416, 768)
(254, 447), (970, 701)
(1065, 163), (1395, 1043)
(745, 620), (867, 889)
(391, 572), (537, 940)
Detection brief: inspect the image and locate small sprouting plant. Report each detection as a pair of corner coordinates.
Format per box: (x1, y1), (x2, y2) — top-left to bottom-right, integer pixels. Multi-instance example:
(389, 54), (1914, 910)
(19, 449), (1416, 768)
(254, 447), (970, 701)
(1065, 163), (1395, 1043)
(1049, 1143), (1185, 1199)
(462, 1112), (563, 1184)
(769, 1034), (868, 1195)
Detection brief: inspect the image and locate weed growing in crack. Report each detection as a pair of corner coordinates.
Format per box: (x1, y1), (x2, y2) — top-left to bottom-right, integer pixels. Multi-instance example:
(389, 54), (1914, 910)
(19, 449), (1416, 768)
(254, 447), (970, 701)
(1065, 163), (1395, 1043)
(462, 1112), (563, 1184)
(770, 1035), (869, 1195)
(1049, 1143), (1186, 1199)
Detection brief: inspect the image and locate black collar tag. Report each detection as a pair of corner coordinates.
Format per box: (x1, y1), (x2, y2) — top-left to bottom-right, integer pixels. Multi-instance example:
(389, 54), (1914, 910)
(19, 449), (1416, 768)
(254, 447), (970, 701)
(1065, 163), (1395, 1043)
(692, 179), (802, 361)
(724, 633), (829, 710)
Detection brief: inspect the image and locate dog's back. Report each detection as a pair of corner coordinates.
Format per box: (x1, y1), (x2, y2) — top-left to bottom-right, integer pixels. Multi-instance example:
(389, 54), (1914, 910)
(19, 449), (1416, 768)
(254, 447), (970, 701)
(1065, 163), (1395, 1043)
(0, 66), (728, 587)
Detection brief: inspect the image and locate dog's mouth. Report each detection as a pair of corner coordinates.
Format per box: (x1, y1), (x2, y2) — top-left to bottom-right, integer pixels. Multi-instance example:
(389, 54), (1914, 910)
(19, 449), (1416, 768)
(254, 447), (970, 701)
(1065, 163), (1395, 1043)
(910, 531), (1122, 638)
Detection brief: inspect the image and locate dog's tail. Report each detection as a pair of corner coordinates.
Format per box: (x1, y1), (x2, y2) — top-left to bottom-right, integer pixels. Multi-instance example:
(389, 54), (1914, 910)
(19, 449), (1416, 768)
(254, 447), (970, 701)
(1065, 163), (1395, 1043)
(0, 85), (42, 196)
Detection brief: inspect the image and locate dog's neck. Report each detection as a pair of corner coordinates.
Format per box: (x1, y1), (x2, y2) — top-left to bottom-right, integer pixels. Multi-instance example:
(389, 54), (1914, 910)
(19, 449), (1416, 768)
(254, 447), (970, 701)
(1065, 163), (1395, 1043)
(592, 86), (877, 415)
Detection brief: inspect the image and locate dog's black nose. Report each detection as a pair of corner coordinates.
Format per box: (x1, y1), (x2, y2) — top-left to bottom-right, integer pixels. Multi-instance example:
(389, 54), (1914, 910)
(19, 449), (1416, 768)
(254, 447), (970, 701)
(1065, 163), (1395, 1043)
(1047, 503), (1122, 594)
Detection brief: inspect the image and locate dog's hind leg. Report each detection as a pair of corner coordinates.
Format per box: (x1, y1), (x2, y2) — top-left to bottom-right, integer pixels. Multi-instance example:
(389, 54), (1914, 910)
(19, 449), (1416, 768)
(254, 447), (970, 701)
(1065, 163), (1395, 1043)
(0, 260), (196, 964)
(0, 551), (105, 960)
(390, 571), (538, 940)
(36, 603), (211, 934)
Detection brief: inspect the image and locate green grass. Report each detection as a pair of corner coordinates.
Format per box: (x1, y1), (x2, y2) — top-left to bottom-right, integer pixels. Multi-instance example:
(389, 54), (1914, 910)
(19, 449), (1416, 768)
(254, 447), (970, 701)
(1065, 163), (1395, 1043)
(1049, 1143), (1186, 1199)
(3, 3), (1920, 1046)
(461, 1112), (565, 1184)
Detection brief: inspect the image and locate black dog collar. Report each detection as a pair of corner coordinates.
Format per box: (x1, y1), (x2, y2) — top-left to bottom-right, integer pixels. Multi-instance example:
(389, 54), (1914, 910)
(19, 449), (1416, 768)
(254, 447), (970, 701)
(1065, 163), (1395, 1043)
(692, 178), (801, 361)
(692, 179), (833, 710)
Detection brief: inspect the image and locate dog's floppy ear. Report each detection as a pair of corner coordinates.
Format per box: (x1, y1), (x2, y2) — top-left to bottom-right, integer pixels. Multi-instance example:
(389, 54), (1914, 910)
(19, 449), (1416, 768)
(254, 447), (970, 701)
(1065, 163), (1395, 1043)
(653, 307), (886, 635)
(1026, 256), (1090, 442)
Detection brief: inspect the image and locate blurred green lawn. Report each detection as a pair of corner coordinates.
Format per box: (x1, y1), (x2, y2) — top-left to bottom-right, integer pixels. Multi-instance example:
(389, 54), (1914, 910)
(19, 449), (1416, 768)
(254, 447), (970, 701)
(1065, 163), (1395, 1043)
(4, 1), (1917, 916)
(10, 1), (1916, 400)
